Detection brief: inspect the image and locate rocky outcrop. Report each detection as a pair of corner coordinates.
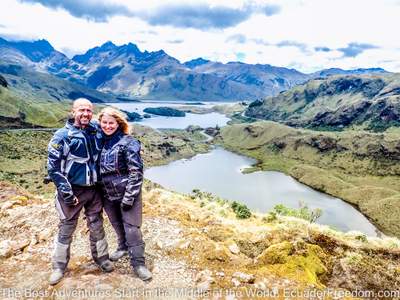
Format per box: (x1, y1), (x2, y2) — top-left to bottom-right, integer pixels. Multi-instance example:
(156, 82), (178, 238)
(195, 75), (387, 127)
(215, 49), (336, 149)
(310, 101), (372, 128)
(121, 110), (142, 121)
(303, 135), (347, 152)
(204, 127), (220, 137)
(314, 77), (386, 99)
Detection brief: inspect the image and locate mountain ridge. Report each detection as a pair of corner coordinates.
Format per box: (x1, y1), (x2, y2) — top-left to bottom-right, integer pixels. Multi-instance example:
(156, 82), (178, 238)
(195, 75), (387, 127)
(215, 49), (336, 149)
(244, 73), (400, 131)
(0, 37), (390, 101)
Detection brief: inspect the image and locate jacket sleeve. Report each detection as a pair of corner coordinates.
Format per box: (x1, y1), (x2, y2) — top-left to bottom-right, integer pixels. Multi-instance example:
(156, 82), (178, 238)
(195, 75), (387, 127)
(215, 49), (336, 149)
(47, 131), (73, 198)
(122, 139), (143, 205)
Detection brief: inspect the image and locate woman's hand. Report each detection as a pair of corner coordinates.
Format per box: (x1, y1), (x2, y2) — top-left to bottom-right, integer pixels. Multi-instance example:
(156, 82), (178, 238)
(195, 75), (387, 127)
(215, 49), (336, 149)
(121, 201), (133, 211)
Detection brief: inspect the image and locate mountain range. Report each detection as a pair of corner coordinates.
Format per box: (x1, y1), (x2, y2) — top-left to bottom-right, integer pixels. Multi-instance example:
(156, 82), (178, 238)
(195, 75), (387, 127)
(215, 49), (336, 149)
(0, 37), (390, 101)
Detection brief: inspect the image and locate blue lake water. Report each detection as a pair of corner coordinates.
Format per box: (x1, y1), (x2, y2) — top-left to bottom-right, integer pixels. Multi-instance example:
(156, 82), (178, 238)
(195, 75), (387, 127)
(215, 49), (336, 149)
(109, 101), (231, 129)
(145, 147), (381, 237)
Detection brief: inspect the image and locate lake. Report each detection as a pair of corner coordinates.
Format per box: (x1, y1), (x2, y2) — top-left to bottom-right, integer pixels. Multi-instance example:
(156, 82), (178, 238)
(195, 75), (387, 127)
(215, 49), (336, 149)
(145, 147), (381, 236)
(109, 101), (231, 129)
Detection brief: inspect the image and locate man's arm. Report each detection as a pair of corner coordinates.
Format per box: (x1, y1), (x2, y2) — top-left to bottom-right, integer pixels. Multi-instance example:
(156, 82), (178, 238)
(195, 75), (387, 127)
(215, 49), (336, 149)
(47, 131), (76, 205)
(121, 139), (143, 209)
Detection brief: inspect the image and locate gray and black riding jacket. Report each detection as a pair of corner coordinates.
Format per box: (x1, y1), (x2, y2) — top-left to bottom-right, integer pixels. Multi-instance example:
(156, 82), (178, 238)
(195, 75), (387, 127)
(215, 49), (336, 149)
(47, 120), (103, 199)
(99, 130), (143, 205)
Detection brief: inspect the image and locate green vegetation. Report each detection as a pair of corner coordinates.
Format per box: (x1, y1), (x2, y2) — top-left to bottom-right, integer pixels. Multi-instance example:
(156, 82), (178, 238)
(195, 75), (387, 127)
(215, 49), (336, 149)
(257, 241), (327, 287)
(231, 201), (251, 219)
(215, 121), (400, 237)
(0, 63), (117, 104)
(0, 86), (69, 128)
(272, 202), (322, 223)
(190, 189), (251, 219)
(0, 62), (118, 128)
(0, 130), (55, 195)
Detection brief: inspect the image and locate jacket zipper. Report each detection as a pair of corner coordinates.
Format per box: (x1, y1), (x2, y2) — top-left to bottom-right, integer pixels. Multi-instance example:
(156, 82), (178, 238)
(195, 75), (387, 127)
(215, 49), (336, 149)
(84, 130), (95, 185)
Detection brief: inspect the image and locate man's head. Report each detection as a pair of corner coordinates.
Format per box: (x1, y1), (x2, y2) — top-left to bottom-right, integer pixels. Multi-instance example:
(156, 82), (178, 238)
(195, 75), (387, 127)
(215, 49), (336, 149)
(72, 98), (93, 128)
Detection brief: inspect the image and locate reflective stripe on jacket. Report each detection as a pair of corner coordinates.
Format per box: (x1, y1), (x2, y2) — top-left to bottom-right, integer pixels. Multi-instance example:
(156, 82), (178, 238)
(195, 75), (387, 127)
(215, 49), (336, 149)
(47, 120), (103, 197)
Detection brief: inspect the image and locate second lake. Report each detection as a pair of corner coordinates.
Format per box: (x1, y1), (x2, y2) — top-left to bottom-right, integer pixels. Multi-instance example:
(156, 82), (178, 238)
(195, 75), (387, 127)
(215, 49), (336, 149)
(145, 147), (380, 237)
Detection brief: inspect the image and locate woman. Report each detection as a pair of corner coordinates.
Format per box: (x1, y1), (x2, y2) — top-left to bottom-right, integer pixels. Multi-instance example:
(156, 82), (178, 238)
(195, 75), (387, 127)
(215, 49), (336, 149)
(98, 107), (152, 281)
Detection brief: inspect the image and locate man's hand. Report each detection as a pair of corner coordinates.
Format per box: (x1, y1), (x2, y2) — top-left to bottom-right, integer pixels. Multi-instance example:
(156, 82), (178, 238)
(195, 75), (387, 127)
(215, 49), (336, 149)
(63, 193), (79, 207)
(72, 196), (79, 206)
(121, 201), (133, 211)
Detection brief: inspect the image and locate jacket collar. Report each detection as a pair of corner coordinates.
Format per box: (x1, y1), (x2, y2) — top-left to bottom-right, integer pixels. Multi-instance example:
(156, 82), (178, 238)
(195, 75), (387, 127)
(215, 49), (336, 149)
(103, 129), (125, 149)
(66, 119), (97, 136)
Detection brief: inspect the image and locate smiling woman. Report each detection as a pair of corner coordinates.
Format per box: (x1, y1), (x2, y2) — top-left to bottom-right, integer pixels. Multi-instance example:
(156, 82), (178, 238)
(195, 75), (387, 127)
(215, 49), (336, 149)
(98, 106), (153, 281)
(98, 107), (130, 135)
(100, 114), (119, 136)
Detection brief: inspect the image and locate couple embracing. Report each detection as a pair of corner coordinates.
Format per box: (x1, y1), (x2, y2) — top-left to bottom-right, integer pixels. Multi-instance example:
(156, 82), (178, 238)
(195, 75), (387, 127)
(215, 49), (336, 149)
(47, 98), (152, 285)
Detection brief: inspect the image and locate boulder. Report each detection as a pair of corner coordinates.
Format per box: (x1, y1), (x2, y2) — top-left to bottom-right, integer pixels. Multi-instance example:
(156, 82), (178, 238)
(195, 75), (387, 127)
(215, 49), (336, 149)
(228, 242), (240, 255)
(232, 271), (255, 284)
(0, 240), (13, 259)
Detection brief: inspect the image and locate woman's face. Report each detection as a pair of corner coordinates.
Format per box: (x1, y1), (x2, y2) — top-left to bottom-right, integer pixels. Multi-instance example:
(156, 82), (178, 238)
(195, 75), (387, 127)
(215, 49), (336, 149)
(100, 114), (119, 136)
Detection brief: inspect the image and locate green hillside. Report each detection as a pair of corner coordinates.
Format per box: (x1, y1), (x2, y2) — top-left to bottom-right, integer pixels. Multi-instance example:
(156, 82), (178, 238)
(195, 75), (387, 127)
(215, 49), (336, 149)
(245, 73), (400, 131)
(0, 63), (118, 128)
(0, 84), (69, 128)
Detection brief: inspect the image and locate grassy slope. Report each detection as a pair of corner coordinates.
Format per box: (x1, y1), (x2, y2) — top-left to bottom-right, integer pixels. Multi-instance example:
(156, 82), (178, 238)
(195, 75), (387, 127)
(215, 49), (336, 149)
(216, 121), (400, 238)
(0, 86), (69, 128)
(0, 64), (117, 103)
(0, 63), (120, 128)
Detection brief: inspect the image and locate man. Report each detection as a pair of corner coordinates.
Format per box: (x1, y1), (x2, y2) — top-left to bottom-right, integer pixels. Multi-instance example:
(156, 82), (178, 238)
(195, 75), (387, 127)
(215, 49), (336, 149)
(47, 98), (113, 285)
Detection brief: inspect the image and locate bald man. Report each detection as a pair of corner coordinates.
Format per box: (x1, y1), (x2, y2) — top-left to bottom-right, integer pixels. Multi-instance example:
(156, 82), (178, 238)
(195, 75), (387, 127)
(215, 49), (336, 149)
(47, 98), (113, 285)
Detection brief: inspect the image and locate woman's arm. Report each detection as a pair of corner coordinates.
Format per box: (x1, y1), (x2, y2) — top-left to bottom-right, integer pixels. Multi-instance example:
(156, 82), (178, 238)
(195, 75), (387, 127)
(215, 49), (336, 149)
(121, 138), (143, 207)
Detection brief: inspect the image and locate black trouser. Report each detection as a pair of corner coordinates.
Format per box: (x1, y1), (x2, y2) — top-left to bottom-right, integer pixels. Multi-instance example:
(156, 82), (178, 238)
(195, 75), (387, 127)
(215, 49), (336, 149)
(53, 186), (109, 271)
(103, 198), (145, 267)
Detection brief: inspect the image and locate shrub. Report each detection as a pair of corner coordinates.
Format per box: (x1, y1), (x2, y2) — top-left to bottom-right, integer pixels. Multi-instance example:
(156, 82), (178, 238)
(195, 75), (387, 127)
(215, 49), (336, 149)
(231, 201), (251, 219)
(272, 202), (322, 223)
(355, 234), (368, 243)
(262, 212), (277, 223)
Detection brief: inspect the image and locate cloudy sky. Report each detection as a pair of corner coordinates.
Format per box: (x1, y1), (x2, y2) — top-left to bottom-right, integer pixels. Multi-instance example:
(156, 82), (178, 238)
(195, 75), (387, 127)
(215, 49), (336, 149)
(0, 0), (399, 73)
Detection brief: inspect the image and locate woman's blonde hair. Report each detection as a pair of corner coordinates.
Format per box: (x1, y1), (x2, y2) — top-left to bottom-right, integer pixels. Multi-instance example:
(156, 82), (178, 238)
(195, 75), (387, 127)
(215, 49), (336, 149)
(98, 107), (130, 134)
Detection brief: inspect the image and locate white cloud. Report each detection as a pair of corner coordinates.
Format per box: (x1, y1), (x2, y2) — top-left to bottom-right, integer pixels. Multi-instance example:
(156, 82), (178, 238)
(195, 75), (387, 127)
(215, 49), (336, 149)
(0, 0), (399, 72)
